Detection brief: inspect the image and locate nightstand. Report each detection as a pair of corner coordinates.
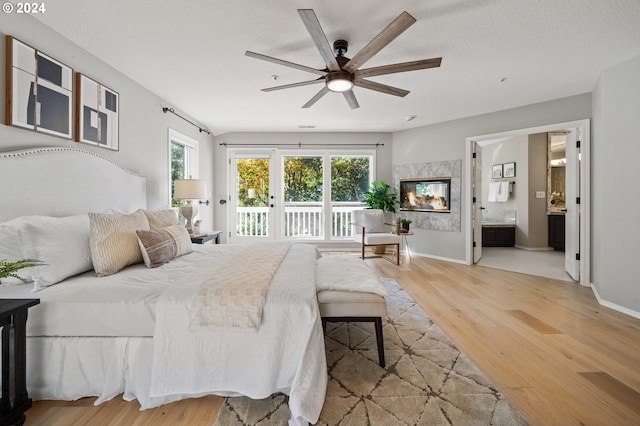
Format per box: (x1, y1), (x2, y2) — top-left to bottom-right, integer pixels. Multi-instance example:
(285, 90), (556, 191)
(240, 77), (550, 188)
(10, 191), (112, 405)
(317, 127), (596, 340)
(0, 299), (40, 426)
(190, 231), (222, 244)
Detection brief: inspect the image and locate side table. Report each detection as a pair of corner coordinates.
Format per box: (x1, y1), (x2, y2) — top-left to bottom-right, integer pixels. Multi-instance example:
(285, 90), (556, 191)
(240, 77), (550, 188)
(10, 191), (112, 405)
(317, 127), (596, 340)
(191, 231), (222, 244)
(399, 232), (414, 262)
(0, 299), (40, 426)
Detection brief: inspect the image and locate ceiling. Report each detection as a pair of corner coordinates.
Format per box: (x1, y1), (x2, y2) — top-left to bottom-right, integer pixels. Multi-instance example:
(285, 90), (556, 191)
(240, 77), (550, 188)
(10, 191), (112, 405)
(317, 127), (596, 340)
(34, 0), (640, 135)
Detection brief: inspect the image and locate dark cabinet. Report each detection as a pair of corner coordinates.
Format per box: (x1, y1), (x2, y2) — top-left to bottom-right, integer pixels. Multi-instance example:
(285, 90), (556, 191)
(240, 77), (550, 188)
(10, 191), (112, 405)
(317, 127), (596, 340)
(482, 226), (515, 247)
(548, 214), (565, 251)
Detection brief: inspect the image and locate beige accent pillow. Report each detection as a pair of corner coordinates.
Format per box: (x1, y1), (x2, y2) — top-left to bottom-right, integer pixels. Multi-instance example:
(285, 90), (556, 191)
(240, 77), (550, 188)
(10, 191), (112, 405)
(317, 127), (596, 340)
(144, 209), (179, 229)
(89, 209), (150, 276)
(136, 224), (193, 268)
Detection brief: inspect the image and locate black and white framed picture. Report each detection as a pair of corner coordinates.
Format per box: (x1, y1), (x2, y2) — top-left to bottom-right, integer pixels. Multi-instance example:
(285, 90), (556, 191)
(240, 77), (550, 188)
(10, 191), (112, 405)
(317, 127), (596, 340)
(492, 164), (503, 179)
(5, 36), (73, 139)
(503, 162), (516, 178)
(76, 73), (119, 151)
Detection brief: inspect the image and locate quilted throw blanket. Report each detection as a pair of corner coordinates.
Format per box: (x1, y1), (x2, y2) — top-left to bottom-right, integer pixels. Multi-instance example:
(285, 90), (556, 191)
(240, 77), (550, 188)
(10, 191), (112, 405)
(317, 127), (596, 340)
(191, 242), (291, 330)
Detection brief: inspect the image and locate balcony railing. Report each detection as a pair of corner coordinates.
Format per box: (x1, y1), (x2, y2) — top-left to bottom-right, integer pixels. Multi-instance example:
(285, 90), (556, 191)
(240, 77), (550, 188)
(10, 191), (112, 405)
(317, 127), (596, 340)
(235, 203), (364, 238)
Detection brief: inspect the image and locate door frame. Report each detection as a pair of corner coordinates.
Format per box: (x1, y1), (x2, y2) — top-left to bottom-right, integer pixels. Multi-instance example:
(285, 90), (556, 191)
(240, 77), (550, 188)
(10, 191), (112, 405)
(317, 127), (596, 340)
(465, 119), (591, 287)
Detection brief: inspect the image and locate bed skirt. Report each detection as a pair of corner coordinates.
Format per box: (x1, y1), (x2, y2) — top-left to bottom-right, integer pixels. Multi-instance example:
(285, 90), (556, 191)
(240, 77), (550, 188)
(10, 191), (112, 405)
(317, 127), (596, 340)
(26, 336), (270, 408)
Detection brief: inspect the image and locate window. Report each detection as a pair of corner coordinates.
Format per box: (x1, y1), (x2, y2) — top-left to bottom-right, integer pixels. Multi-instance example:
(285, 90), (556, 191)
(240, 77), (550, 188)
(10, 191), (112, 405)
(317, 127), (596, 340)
(169, 129), (199, 207)
(280, 150), (374, 240)
(282, 154), (324, 238)
(229, 148), (375, 242)
(330, 154), (373, 238)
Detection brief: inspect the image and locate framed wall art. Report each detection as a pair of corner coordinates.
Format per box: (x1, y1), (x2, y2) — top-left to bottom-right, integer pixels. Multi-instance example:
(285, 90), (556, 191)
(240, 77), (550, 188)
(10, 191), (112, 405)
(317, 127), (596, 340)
(503, 162), (516, 178)
(76, 73), (119, 150)
(492, 164), (503, 179)
(5, 36), (73, 139)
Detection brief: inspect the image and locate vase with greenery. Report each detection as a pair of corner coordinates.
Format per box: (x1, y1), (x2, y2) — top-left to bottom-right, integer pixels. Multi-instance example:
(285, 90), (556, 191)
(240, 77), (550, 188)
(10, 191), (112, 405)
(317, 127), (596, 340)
(0, 259), (44, 283)
(400, 218), (412, 232)
(363, 180), (400, 213)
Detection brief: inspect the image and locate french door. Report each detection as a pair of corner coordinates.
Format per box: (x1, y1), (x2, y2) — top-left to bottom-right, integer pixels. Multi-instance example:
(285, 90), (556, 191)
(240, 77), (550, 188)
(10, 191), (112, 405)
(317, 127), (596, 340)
(228, 150), (276, 242)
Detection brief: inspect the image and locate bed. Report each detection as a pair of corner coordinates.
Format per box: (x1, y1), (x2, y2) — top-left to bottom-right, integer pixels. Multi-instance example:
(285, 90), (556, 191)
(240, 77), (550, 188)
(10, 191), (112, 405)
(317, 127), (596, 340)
(0, 147), (327, 426)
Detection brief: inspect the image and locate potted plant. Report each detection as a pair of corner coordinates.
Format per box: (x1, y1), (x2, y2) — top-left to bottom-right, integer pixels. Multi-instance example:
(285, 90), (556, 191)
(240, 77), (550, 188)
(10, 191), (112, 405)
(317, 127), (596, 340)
(363, 180), (400, 254)
(364, 180), (400, 213)
(400, 218), (412, 233)
(0, 259), (44, 283)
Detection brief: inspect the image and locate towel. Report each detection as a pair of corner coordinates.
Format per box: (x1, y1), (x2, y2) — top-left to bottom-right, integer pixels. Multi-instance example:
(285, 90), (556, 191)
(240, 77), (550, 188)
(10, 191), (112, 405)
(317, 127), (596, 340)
(497, 181), (510, 202)
(488, 182), (500, 202)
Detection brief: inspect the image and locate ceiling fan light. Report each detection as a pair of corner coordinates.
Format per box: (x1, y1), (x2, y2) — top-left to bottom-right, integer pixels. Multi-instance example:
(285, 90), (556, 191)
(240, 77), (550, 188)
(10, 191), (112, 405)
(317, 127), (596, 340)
(326, 72), (354, 92)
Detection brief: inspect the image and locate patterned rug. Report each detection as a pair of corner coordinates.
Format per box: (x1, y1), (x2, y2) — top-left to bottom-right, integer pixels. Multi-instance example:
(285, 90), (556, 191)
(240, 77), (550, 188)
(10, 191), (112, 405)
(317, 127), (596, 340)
(214, 278), (528, 425)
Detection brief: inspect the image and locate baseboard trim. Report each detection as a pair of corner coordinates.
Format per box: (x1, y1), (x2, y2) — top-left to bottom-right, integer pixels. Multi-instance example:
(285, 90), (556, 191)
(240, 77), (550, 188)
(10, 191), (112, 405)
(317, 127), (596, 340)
(591, 284), (640, 320)
(410, 251), (467, 265)
(514, 245), (554, 251)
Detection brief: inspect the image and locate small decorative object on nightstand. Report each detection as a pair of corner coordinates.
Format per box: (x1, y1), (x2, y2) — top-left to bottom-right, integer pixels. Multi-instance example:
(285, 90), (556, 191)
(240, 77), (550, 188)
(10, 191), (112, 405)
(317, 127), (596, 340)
(190, 231), (222, 245)
(0, 299), (40, 426)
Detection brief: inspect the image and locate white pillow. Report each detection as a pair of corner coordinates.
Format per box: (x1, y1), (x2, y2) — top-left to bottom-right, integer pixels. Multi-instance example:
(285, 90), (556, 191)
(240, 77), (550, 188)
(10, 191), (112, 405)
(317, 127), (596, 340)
(0, 217), (32, 285)
(361, 210), (387, 233)
(15, 215), (93, 291)
(89, 209), (150, 276)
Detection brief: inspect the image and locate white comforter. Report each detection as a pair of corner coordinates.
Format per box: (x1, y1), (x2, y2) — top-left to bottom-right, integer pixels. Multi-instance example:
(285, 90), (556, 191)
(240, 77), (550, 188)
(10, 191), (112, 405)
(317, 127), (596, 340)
(10, 243), (326, 426)
(148, 243), (326, 426)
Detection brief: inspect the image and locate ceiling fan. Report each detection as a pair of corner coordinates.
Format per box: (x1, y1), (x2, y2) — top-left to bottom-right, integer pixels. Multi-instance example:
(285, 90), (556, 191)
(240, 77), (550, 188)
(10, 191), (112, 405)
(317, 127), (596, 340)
(245, 9), (442, 110)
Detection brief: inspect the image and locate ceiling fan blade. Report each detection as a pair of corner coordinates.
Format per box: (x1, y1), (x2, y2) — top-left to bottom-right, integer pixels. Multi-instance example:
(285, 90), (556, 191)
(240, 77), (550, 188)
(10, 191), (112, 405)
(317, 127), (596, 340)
(297, 9), (341, 72)
(302, 86), (330, 108)
(245, 51), (327, 76)
(355, 57), (442, 79)
(354, 78), (410, 97)
(343, 90), (360, 110)
(261, 78), (325, 92)
(343, 11), (417, 73)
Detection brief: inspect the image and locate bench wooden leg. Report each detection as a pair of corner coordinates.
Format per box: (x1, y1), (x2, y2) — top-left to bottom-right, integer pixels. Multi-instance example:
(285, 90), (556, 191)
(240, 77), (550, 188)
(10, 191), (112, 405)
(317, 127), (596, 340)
(322, 316), (385, 368)
(374, 317), (385, 367)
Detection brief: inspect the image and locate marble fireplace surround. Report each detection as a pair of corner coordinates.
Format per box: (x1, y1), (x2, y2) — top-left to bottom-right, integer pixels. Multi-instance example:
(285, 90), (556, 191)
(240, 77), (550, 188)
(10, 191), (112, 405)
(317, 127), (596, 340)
(393, 160), (462, 232)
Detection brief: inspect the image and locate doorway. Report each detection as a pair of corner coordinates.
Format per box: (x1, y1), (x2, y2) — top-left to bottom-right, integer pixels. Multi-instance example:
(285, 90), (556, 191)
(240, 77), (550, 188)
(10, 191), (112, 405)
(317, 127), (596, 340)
(465, 119), (591, 287)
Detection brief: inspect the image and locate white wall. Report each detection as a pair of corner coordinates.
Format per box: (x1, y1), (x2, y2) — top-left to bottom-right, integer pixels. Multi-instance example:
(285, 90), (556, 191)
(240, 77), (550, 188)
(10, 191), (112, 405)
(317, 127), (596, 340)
(393, 93), (591, 261)
(480, 135), (528, 244)
(592, 54), (640, 313)
(212, 132), (392, 243)
(0, 14), (215, 227)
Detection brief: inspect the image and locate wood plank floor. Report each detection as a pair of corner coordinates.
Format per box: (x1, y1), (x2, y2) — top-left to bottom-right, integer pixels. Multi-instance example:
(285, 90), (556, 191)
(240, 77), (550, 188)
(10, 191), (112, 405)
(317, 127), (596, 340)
(25, 254), (640, 425)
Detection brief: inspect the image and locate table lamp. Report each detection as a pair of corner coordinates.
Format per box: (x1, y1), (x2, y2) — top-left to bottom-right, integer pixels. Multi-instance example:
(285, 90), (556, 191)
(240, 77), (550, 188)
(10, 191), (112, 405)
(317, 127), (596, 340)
(174, 178), (207, 234)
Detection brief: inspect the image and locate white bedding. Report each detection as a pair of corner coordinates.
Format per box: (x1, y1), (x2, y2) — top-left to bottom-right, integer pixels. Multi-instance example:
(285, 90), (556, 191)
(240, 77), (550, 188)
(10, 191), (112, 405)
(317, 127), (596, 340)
(1, 243), (327, 426)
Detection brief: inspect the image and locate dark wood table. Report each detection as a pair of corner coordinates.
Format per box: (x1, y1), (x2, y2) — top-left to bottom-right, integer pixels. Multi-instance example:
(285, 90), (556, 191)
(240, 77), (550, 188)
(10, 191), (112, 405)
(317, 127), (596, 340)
(0, 299), (40, 426)
(190, 231), (222, 244)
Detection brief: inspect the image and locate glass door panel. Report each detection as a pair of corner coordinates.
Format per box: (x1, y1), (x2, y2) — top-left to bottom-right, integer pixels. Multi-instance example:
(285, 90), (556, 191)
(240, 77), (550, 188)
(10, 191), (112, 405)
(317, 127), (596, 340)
(230, 151), (274, 242)
(282, 155), (323, 239)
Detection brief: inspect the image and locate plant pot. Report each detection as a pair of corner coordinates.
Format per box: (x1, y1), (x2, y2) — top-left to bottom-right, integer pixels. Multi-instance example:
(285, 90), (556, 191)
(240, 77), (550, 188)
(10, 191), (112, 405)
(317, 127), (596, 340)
(373, 245), (387, 254)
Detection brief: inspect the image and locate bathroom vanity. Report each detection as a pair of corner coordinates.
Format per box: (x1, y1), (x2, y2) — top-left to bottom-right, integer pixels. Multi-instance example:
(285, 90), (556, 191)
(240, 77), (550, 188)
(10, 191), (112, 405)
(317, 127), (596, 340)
(482, 223), (516, 247)
(547, 211), (566, 251)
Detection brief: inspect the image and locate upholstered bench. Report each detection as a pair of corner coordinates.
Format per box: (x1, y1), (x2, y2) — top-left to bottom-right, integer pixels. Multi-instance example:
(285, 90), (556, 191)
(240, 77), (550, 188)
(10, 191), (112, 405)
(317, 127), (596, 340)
(315, 255), (388, 367)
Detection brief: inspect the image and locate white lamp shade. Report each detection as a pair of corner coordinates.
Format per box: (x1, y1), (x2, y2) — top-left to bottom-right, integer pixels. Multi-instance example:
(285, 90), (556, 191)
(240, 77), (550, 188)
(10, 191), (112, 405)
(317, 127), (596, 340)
(174, 179), (207, 200)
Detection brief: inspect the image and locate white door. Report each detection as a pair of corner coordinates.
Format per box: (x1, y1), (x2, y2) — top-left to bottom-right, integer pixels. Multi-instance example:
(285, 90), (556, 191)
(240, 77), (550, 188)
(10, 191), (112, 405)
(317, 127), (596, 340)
(473, 142), (483, 263)
(228, 150), (276, 242)
(565, 129), (580, 281)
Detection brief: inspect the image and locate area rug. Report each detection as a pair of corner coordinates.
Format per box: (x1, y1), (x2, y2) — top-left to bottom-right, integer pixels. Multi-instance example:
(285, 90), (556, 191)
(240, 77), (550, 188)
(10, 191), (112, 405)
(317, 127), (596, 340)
(214, 278), (528, 425)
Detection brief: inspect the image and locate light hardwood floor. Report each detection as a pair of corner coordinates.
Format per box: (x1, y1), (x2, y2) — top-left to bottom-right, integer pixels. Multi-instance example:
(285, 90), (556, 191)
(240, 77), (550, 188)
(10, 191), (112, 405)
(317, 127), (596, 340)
(25, 254), (640, 425)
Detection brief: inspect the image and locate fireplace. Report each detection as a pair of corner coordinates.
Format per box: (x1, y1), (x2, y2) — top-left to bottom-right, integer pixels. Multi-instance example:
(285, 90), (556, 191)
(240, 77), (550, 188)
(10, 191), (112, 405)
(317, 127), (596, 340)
(400, 178), (451, 213)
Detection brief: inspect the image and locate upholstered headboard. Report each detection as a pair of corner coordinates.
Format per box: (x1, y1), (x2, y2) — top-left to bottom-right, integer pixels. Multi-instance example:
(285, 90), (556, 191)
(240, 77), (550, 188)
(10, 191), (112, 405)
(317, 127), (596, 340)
(0, 147), (147, 222)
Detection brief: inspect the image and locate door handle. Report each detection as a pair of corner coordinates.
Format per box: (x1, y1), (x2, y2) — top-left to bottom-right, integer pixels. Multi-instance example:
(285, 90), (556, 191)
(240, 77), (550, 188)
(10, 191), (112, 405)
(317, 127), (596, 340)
(270, 204), (274, 208)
